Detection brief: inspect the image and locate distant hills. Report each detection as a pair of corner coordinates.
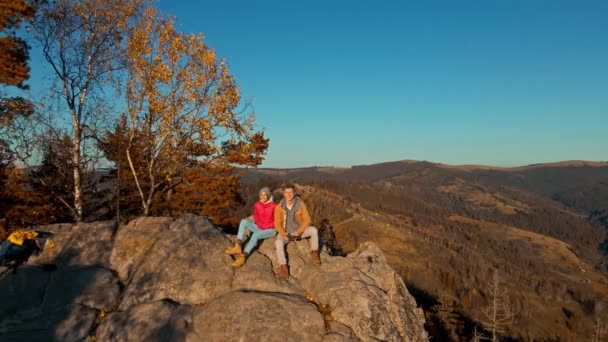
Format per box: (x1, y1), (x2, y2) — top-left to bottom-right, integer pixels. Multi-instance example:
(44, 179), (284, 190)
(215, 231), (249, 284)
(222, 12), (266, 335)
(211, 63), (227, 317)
(240, 159), (608, 341)
(438, 160), (608, 171)
(243, 159), (608, 183)
(246, 159), (608, 176)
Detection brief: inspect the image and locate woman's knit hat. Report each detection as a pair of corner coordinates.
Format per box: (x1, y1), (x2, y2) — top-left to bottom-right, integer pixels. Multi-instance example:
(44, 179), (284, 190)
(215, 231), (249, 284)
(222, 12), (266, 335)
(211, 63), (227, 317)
(259, 187), (272, 197)
(259, 187), (274, 203)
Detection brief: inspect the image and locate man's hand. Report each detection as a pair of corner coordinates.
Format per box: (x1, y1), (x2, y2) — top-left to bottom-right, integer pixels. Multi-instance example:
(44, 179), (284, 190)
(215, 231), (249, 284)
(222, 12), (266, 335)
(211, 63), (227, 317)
(280, 232), (290, 241)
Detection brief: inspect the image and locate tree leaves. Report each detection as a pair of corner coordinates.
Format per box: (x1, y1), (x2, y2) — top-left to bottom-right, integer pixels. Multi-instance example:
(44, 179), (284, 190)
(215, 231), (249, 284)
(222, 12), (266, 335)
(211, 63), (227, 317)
(0, 0), (36, 89)
(123, 5), (268, 216)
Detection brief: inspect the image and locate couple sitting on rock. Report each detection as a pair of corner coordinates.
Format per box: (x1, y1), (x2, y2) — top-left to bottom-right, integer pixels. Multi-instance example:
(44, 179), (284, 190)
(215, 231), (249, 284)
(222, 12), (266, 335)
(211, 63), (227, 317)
(225, 184), (321, 279)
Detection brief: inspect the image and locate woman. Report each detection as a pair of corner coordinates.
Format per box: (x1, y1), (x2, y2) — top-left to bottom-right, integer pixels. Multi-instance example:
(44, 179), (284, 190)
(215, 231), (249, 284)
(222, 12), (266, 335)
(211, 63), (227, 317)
(225, 187), (277, 267)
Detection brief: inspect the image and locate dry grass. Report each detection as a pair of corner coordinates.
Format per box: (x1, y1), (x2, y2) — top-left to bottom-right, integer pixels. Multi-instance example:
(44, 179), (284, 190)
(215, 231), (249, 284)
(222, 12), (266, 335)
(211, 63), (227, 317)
(333, 206), (608, 339)
(255, 177), (608, 340)
(333, 214), (432, 277)
(437, 182), (529, 215)
(450, 215), (608, 298)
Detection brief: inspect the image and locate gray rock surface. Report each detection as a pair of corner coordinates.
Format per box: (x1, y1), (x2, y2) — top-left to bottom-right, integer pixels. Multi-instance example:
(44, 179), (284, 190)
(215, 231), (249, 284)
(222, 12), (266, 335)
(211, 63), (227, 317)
(0, 221), (121, 341)
(190, 291), (325, 342)
(116, 215), (234, 310)
(110, 216), (174, 281)
(0, 304), (97, 342)
(96, 300), (193, 342)
(0, 266), (52, 321)
(42, 266), (121, 312)
(29, 221), (115, 268)
(0, 215), (427, 341)
(258, 239), (428, 341)
(231, 250), (303, 295)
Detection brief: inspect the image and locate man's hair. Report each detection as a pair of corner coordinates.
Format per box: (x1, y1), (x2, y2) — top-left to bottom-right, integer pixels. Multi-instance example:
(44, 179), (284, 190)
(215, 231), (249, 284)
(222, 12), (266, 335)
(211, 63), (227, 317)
(282, 183), (296, 192)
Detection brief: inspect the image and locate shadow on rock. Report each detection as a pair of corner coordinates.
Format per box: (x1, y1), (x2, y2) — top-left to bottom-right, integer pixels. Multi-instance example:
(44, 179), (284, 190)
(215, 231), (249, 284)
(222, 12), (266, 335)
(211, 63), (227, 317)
(0, 247), (121, 341)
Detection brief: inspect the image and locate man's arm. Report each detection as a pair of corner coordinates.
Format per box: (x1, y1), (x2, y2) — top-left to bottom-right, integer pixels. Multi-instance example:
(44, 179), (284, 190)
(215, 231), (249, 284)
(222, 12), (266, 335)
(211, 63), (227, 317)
(274, 206), (287, 237)
(295, 202), (312, 235)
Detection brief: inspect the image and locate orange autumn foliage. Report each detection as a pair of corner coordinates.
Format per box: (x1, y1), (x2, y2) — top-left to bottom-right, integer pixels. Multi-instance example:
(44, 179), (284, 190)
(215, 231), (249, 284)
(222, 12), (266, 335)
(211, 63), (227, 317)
(0, 0), (35, 89)
(160, 165), (243, 226)
(0, 165), (71, 234)
(124, 5), (268, 216)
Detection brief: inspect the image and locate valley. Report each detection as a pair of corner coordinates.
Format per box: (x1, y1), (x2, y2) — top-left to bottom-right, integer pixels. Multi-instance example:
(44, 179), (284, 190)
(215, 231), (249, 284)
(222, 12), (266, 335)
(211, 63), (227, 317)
(241, 160), (608, 341)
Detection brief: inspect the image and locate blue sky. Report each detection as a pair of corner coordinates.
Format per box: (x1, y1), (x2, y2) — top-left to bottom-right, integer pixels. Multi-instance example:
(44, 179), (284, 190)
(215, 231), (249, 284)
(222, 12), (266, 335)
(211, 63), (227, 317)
(27, 1), (608, 168)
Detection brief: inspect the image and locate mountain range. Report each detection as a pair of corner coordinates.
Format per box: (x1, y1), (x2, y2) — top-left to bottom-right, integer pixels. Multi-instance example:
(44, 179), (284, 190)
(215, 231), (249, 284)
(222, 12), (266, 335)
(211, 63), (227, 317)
(240, 159), (608, 341)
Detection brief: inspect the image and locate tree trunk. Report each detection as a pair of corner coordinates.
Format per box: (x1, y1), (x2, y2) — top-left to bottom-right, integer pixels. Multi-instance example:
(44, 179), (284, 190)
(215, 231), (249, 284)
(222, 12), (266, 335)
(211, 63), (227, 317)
(73, 125), (83, 222)
(115, 151), (120, 223)
(126, 146), (148, 215)
(143, 199), (151, 216)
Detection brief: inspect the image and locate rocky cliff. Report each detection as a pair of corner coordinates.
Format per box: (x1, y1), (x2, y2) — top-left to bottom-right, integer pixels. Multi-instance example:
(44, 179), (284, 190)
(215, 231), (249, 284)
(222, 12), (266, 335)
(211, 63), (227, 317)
(0, 214), (427, 341)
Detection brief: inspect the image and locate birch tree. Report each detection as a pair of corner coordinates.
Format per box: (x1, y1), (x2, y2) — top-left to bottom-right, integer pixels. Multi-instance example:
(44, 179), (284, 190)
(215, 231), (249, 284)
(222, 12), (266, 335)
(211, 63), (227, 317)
(124, 6), (268, 216)
(31, 0), (143, 221)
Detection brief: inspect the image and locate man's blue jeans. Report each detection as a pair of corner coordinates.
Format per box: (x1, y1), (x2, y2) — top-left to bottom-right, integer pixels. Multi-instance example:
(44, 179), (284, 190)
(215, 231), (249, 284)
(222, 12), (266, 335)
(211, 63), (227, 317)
(237, 218), (277, 254)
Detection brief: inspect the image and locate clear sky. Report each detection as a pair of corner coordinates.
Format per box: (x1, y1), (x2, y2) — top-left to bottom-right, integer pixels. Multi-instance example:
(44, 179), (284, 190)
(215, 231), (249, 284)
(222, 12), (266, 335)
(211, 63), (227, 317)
(29, 0), (608, 168)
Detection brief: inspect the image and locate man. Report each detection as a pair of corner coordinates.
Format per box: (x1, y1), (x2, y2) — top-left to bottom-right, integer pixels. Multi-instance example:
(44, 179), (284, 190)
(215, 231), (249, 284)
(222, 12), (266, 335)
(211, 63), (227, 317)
(274, 184), (321, 280)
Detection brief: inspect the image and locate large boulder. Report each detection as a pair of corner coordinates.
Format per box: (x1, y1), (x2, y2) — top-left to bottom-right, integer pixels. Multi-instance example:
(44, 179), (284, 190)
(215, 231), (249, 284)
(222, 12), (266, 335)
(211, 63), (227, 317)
(41, 266), (121, 312)
(109, 217), (174, 281)
(0, 215), (427, 341)
(0, 221), (121, 342)
(29, 221), (115, 268)
(96, 300), (193, 342)
(0, 266), (52, 321)
(0, 304), (97, 342)
(189, 291), (325, 342)
(0, 265), (121, 341)
(114, 215), (235, 310)
(230, 250), (303, 295)
(258, 239), (428, 342)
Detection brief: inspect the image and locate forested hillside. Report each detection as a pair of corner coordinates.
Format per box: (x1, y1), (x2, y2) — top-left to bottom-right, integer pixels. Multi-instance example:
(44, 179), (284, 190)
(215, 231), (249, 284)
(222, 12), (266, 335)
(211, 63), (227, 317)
(242, 160), (608, 341)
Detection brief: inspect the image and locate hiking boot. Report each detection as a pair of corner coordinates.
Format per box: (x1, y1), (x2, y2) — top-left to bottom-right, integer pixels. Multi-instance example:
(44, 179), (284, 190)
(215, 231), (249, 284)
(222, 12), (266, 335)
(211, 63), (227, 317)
(276, 264), (289, 279)
(232, 252), (248, 268)
(311, 250), (321, 267)
(224, 241), (242, 255)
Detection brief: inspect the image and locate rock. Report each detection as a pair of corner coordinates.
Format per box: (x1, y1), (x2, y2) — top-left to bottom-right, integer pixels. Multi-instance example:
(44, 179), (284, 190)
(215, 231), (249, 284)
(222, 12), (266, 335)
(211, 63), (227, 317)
(0, 221), (120, 341)
(347, 242), (428, 342)
(259, 239), (428, 342)
(258, 235), (322, 273)
(231, 251), (303, 295)
(96, 300), (193, 342)
(29, 221), (115, 269)
(42, 266), (121, 312)
(322, 321), (358, 341)
(0, 266), (120, 317)
(0, 215), (427, 341)
(0, 304), (97, 342)
(110, 217), (174, 281)
(190, 291), (325, 341)
(0, 266), (52, 320)
(0, 264), (120, 341)
(116, 215), (234, 310)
